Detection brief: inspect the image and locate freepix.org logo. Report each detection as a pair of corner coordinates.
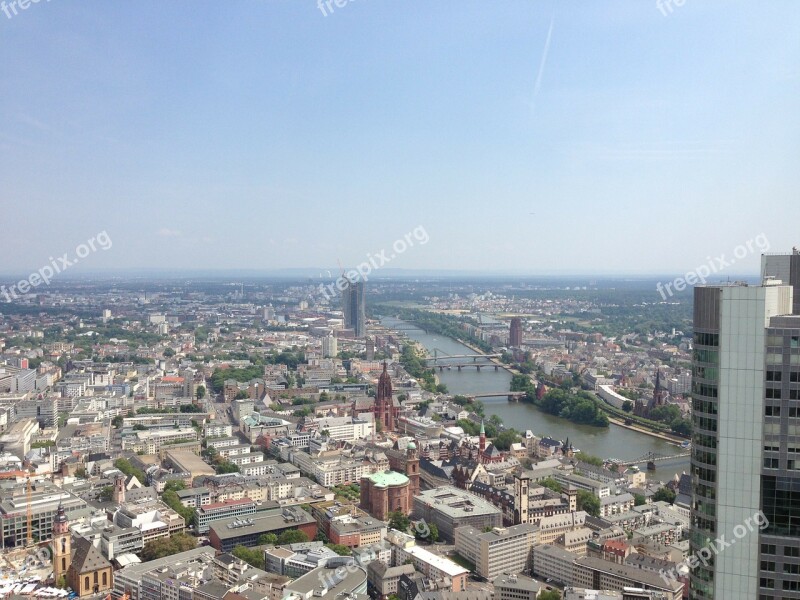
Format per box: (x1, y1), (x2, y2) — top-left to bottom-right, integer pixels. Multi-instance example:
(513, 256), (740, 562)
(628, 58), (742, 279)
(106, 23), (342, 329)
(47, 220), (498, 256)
(1, 231), (113, 302)
(659, 510), (769, 586)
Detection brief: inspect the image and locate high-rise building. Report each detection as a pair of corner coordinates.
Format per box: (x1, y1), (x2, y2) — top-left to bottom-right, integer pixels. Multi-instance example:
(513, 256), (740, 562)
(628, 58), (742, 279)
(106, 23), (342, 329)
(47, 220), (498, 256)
(509, 317), (522, 347)
(762, 246), (800, 316)
(342, 275), (366, 337)
(690, 251), (800, 600)
(322, 335), (338, 358)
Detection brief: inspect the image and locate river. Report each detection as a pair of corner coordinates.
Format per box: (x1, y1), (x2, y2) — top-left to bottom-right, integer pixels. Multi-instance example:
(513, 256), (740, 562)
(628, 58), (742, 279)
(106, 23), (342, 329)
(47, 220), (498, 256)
(381, 317), (689, 482)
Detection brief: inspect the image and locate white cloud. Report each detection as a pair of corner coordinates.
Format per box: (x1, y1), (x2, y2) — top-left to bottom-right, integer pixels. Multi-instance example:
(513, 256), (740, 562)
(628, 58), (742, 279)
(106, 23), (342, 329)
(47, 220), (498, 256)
(157, 228), (182, 237)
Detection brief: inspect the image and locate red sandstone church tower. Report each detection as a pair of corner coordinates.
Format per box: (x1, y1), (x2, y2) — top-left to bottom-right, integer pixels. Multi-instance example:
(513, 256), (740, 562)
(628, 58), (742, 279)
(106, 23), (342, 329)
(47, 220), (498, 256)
(375, 362), (398, 432)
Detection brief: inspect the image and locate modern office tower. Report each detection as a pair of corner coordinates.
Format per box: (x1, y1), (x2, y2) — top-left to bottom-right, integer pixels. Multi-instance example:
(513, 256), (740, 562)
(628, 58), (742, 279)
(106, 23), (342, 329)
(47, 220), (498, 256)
(509, 317), (522, 347)
(342, 275), (366, 337)
(322, 335), (338, 358)
(691, 254), (800, 600)
(762, 247), (800, 315)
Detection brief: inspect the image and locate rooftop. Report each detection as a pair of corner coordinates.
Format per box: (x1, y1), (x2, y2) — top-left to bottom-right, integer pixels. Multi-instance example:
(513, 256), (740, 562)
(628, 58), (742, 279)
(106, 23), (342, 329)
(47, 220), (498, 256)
(367, 470), (409, 488)
(414, 486), (501, 519)
(402, 545), (469, 578)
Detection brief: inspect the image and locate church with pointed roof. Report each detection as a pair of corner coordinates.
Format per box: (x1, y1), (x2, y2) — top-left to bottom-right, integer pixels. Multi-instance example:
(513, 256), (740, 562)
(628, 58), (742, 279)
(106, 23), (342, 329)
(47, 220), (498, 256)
(374, 362), (400, 432)
(52, 504), (114, 597)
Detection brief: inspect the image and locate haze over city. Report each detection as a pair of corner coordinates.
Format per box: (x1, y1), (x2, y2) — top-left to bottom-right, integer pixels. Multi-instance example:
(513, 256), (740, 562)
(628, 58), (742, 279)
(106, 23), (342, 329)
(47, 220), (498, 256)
(2, 1), (799, 276)
(1, 5), (800, 600)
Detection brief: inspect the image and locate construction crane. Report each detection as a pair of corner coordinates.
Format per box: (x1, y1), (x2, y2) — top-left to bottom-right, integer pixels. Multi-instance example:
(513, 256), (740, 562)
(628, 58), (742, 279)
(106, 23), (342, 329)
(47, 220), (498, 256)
(26, 474), (33, 546)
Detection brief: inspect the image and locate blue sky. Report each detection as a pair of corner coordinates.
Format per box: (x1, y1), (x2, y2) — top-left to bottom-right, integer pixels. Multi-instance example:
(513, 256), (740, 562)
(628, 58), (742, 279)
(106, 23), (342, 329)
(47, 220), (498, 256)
(1, 1), (799, 276)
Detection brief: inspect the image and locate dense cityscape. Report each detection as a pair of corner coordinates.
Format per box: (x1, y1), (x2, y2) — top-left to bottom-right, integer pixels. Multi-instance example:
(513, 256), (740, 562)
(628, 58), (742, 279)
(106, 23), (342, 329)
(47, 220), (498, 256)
(3, 3), (799, 600)
(0, 249), (795, 599)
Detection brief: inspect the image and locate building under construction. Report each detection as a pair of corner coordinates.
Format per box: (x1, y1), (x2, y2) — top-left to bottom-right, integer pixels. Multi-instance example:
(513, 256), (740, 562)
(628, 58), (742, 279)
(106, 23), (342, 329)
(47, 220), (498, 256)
(0, 479), (87, 549)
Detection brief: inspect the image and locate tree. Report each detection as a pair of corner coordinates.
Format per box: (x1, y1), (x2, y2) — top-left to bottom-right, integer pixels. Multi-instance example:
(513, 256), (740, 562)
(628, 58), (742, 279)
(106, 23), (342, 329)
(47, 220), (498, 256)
(164, 480), (186, 493)
(428, 522), (439, 543)
(258, 533), (278, 545)
(576, 490), (600, 517)
(232, 545), (264, 569)
(277, 529), (310, 545)
(163, 348), (176, 357)
(214, 459), (240, 474)
(112, 415), (124, 428)
(539, 591), (561, 600)
(140, 532), (197, 560)
(388, 510), (410, 533)
(539, 477), (563, 493)
(235, 390), (250, 400)
(622, 400), (633, 413)
(326, 543), (352, 556)
(653, 487), (677, 504)
(633, 494), (647, 506)
(99, 486), (114, 502)
(196, 385), (206, 400)
(492, 429), (521, 451)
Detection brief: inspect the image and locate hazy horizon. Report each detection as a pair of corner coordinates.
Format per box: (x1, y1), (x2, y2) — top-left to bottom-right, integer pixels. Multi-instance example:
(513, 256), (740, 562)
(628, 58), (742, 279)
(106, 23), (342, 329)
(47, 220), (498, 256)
(2, 2), (799, 275)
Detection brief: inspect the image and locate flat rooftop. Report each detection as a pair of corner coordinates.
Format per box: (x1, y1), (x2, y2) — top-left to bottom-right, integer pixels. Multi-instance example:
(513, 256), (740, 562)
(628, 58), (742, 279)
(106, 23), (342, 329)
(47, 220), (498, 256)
(414, 486), (502, 518)
(210, 508), (315, 540)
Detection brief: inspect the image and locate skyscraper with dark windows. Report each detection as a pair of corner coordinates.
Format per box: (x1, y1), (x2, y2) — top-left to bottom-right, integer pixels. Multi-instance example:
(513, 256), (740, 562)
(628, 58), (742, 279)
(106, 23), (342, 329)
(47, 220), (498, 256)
(690, 249), (800, 600)
(509, 317), (522, 347)
(342, 275), (366, 337)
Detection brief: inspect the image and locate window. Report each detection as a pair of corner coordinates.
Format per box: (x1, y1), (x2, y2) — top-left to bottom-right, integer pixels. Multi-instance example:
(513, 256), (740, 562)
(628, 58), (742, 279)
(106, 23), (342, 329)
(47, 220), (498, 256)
(766, 388), (782, 399)
(786, 546), (800, 557)
(762, 544), (776, 554)
(102, 572), (107, 586)
(784, 581), (800, 591)
(791, 372), (800, 383)
(792, 336), (800, 348)
(765, 406), (781, 417)
(791, 390), (799, 400)
(790, 407), (799, 417)
(767, 371), (783, 381)
(761, 561), (776, 571)
(767, 335), (783, 346)
(694, 332), (719, 346)
(785, 563), (800, 574)
(85, 577), (89, 590)
(761, 578), (774, 589)
(764, 458), (779, 469)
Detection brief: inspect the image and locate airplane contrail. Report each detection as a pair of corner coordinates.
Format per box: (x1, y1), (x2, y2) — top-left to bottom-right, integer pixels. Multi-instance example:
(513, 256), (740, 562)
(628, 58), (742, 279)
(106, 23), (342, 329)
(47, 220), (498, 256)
(531, 14), (555, 116)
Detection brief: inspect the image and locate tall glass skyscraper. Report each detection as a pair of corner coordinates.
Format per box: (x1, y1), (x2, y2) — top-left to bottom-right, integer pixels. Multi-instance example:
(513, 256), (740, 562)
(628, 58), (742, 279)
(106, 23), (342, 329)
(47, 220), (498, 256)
(691, 249), (800, 600)
(342, 275), (366, 338)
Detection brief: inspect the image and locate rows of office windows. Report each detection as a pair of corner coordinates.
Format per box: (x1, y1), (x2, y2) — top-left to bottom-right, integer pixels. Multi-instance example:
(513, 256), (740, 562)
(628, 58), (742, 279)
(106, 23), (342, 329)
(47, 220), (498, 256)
(764, 388), (800, 400)
(694, 349), (719, 365)
(761, 544), (800, 557)
(694, 365), (719, 381)
(694, 332), (720, 346)
(761, 475), (800, 537)
(693, 382), (718, 397)
(766, 370), (800, 382)
(766, 335), (800, 348)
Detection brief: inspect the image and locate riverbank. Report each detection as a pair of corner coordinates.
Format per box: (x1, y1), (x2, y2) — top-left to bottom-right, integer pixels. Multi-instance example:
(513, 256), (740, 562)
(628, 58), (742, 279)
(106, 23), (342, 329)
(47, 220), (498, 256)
(381, 315), (689, 480)
(460, 338), (686, 447)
